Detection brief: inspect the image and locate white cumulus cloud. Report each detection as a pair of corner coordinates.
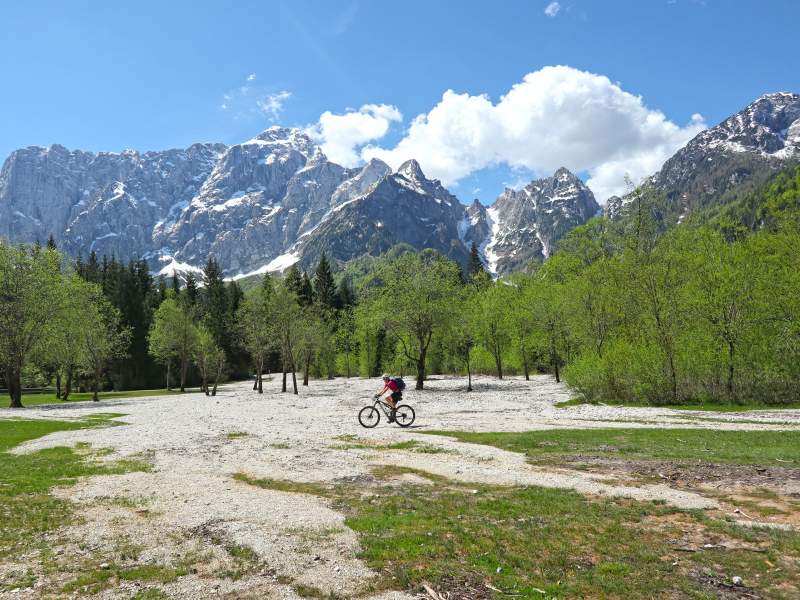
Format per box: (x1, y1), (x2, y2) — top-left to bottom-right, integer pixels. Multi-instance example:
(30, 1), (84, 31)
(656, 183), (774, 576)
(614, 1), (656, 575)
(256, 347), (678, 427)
(246, 73), (257, 81)
(359, 66), (705, 201)
(544, 2), (561, 17)
(307, 104), (402, 167)
(257, 90), (292, 122)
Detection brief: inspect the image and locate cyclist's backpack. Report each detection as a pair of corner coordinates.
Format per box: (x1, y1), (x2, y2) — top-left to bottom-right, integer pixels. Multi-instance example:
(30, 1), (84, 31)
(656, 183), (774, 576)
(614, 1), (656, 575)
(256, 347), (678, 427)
(392, 377), (406, 391)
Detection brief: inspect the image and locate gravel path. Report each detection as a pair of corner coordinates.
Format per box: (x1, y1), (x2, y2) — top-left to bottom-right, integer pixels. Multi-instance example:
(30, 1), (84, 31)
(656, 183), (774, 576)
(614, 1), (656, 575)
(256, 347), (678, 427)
(3, 375), (800, 598)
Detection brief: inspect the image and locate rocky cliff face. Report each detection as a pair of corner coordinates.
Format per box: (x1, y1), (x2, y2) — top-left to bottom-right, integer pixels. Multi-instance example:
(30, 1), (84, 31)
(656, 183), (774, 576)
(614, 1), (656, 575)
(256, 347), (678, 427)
(292, 160), (469, 270)
(0, 127), (601, 278)
(0, 143), (225, 260)
(464, 168), (600, 275)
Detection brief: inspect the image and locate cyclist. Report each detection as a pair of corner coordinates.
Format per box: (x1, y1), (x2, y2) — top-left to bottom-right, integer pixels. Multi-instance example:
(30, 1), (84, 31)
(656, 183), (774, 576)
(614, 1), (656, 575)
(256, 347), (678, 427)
(374, 373), (402, 420)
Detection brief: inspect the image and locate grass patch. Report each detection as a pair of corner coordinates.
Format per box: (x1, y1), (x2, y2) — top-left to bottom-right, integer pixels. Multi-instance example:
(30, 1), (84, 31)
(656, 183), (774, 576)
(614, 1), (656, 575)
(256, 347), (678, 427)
(62, 563), (189, 594)
(216, 542), (260, 581)
(236, 466), (800, 598)
(294, 583), (345, 599)
(554, 398), (587, 408)
(131, 590), (170, 600)
(370, 465), (452, 485)
(426, 428), (800, 466)
(9, 388), (196, 408)
(269, 442), (291, 449)
(0, 414), (148, 562)
(331, 437), (451, 454)
(226, 431), (250, 440)
(232, 472), (332, 497)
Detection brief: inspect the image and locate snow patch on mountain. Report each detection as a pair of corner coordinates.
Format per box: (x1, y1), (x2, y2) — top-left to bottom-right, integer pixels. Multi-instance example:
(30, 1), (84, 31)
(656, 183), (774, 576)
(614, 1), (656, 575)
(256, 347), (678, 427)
(482, 207), (501, 275)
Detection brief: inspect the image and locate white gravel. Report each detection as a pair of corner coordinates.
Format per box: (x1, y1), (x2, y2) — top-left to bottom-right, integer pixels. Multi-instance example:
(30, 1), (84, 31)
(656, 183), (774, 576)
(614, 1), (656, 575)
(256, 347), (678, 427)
(3, 374), (800, 598)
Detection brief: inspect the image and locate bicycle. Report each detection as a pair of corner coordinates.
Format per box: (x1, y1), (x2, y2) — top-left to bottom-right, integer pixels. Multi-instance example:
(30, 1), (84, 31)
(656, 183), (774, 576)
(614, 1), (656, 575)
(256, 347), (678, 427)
(358, 394), (415, 428)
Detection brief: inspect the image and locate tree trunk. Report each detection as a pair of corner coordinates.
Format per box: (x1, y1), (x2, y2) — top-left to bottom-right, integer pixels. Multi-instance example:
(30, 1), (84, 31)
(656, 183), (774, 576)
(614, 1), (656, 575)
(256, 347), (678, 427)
(327, 352), (335, 380)
(290, 356), (298, 395)
(466, 358), (473, 392)
(253, 357), (261, 391)
(93, 367), (101, 401)
(415, 349), (426, 390)
(303, 354), (310, 386)
(202, 371), (209, 396)
(212, 370), (219, 396)
(258, 370), (263, 393)
(56, 372), (62, 399)
(521, 347), (530, 381)
(282, 367), (287, 393)
(668, 352), (677, 404)
(727, 340), (735, 400)
(64, 367), (73, 401)
(493, 343), (503, 380)
(166, 362), (171, 391)
(553, 357), (560, 383)
(180, 356), (188, 392)
(6, 365), (23, 408)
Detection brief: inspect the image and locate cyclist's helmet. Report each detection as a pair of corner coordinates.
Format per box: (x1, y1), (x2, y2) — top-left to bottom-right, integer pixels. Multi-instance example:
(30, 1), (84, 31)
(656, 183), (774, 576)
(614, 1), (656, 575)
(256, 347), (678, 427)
(382, 373), (390, 380)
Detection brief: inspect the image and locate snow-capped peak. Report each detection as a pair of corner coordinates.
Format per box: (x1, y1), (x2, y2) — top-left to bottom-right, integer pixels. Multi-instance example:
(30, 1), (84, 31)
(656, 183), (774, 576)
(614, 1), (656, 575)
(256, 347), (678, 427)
(244, 127), (318, 158)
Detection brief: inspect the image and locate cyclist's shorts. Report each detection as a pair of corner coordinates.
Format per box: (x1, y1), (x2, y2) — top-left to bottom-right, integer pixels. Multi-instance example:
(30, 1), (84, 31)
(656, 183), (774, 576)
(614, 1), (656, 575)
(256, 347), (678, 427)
(390, 391), (403, 402)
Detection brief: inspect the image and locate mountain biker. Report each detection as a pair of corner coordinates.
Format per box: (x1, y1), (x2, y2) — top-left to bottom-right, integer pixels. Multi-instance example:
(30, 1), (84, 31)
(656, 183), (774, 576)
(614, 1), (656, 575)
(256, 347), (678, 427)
(375, 373), (402, 419)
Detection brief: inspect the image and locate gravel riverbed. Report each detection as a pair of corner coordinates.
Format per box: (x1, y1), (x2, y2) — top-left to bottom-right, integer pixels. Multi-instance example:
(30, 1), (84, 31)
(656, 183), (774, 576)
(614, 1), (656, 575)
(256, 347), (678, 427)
(3, 375), (800, 598)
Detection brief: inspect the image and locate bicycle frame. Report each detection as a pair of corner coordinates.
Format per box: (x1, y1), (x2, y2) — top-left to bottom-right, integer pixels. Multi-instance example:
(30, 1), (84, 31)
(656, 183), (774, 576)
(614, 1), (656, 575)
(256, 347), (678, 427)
(373, 397), (396, 418)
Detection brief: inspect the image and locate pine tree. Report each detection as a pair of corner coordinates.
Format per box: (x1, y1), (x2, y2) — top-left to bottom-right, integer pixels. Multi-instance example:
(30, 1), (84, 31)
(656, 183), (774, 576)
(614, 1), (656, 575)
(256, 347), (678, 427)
(86, 251), (101, 283)
(313, 253), (336, 309)
(46, 234), (57, 250)
(75, 254), (85, 279)
(468, 241), (485, 280)
(227, 280), (244, 316)
(300, 272), (314, 307)
(284, 265), (304, 299)
(336, 277), (355, 308)
(202, 256), (230, 351)
(171, 273), (181, 296)
(184, 272), (198, 306)
(157, 275), (168, 303)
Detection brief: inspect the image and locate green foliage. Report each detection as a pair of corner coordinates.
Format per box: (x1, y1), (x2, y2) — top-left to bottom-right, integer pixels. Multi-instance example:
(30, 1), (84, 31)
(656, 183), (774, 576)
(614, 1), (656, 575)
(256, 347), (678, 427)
(193, 325), (226, 395)
(366, 252), (462, 388)
(313, 253), (337, 309)
(148, 296), (198, 392)
(472, 283), (513, 378)
(467, 241), (485, 280)
(0, 245), (65, 406)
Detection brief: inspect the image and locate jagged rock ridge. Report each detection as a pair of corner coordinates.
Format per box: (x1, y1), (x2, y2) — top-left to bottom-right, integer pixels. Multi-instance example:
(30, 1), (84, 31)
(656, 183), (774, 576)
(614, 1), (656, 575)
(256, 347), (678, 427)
(465, 168), (600, 275)
(0, 128), (604, 277)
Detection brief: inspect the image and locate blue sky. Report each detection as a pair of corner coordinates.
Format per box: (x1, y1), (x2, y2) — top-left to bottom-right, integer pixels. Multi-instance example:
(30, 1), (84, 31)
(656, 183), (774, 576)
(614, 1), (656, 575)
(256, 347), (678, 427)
(1, 0), (798, 202)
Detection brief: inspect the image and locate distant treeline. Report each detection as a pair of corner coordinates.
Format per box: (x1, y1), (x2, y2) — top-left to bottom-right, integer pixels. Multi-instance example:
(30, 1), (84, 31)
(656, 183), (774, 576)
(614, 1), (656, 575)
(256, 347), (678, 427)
(1, 164), (798, 408)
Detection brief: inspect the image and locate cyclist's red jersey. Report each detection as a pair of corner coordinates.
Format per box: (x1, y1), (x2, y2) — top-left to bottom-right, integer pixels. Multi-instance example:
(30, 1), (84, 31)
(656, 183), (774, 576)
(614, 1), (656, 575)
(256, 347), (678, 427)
(386, 379), (399, 392)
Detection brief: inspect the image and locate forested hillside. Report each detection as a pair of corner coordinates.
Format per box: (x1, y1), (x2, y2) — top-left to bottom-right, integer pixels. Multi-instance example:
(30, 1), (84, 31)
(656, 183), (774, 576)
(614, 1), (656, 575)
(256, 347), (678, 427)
(2, 164), (799, 408)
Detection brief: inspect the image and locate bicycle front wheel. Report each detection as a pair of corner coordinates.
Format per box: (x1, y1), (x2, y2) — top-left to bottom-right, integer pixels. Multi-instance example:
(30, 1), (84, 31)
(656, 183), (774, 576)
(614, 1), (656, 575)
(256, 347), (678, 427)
(358, 406), (380, 428)
(393, 404), (415, 427)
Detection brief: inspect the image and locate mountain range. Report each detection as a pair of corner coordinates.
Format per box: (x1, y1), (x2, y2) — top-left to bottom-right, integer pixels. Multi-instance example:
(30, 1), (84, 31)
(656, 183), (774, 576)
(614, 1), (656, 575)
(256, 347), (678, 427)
(1, 92), (798, 278)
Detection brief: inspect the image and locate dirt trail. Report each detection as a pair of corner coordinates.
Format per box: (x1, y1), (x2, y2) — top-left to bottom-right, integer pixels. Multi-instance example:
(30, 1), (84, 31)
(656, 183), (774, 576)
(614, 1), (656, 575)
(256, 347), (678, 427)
(3, 375), (800, 598)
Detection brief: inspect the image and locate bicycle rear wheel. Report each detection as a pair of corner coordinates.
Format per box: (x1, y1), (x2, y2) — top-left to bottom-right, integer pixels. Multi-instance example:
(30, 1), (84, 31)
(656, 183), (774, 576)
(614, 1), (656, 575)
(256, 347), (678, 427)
(393, 404), (415, 427)
(358, 406), (380, 428)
